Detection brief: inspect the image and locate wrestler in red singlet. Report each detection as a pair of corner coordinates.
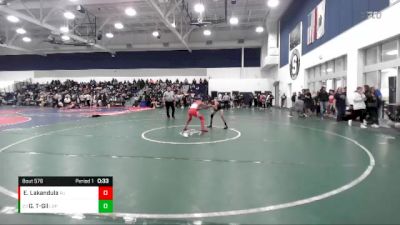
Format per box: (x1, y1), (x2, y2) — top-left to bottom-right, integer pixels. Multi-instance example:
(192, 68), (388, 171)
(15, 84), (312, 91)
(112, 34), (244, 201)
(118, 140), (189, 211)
(183, 100), (209, 133)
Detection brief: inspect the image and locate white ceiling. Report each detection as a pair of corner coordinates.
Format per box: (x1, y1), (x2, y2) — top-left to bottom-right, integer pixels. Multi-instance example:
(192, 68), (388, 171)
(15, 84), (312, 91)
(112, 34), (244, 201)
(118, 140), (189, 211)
(0, 0), (292, 55)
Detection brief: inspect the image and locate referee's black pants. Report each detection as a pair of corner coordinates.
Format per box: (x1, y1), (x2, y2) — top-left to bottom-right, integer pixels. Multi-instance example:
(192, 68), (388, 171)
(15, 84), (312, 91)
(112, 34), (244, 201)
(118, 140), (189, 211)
(165, 101), (175, 118)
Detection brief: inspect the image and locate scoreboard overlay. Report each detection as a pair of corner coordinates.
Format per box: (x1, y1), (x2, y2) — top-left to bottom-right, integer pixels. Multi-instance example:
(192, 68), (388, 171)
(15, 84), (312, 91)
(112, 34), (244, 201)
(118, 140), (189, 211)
(18, 176), (113, 214)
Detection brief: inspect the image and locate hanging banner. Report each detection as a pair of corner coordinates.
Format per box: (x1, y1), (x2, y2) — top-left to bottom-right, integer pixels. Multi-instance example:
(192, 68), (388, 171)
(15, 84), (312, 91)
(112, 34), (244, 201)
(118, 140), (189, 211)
(289, 22), (302, 80)
(307, 0), (326, 45)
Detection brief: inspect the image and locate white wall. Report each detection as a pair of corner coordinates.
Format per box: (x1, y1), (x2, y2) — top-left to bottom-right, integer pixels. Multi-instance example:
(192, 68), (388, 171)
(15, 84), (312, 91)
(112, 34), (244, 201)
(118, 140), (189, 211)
(32, 76), (205, 84)
(33, 68), (207, 78)
(0, 71), (34, 91)
(209, 79), (270, 93)
(206, 67), (275, 93)
(32, 68), (207, 83)
(207, 67), (262, 79)
(261, 66), (278, 92)
(277, 2), (400, 106)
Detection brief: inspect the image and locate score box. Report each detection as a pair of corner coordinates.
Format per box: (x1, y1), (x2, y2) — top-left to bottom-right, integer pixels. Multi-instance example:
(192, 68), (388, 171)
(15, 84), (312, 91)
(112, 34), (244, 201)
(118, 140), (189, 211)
(18, 176), (113, 214)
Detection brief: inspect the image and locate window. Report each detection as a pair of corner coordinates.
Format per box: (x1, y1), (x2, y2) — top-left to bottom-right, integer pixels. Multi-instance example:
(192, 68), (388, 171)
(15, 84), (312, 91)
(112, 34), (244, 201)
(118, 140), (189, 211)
(326, 79), (334, 91)
(365, 46), (378, 65)
(315, 66), (321, 78)
(321, 64), (327, 77)
(365, 68), (398, 103)
(335, 57), (344, 72)
(306, 56), (347, 91)
(327, 61), (334, 74)
(365, 71), (379, 87)
(308, 68), (314, 81)
(308, 82), (315, 93)
(380, 67), (398, 103)
(315, 81), (322, 91)
(335, 78), (342, 90)
(382, 40), (398, 62)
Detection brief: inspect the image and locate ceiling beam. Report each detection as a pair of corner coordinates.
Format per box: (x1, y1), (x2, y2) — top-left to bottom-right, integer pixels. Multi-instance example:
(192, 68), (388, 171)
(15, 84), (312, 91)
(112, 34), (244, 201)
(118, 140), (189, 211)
(41, 0), (64, 23)
(183, 27), (195, 40)
(18, 0), (38, 20)
(0, 5), (114, 54)
(0, 43), (44, 55)
(30, 40), (262, 54)
(146, 0), (191, 52)
(165, 0), (183, 17)
(98, 17), (113, 31)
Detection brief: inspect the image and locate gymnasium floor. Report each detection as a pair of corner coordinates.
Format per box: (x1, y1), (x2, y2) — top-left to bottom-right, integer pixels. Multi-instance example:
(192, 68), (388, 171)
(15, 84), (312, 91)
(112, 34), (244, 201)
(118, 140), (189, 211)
(0, 106), (399, 224)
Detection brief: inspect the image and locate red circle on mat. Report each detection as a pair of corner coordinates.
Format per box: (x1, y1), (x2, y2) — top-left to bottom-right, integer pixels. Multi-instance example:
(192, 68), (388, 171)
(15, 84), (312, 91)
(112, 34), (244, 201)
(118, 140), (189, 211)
(0, 116), (31, 126)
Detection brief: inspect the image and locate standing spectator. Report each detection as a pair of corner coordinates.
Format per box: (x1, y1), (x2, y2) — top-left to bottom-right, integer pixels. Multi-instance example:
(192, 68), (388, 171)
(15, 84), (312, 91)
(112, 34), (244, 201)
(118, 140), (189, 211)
(281, 93), (287, 108)
(238, 93), (244, 108)
(175, 91), (183, 108)
(334, 87), (346, 122)
(260, 92), (267, 109)
(223, 92), (230, 109)
(294, 95), (306, 118)
(318, 87), (329, 119)
(85, 93), (91, 106)
(304, 91), (313, 117)
(375, 88), (383, 121)
(348, 87), (367, 128)
(291, 92), (296, 108)
(218, 92), (223, 102)
(232, 93), (238, 108)
(253, 93), (259, 108)
(328, 90), (336, 116)
(267, 93), (274, 108)
(163, 86), (175, 119)
(313, 92), (321, 116)
(366, 87), (379, 128)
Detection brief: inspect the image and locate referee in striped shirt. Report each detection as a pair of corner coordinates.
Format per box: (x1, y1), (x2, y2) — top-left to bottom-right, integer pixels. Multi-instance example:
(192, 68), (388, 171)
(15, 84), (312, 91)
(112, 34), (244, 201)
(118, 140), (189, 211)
(163, 86), (175, 119)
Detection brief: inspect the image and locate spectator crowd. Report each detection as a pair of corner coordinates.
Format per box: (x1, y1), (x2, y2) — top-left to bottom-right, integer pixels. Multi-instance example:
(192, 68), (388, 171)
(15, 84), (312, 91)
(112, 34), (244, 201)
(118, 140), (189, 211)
(1, 78), (396, 129)
(289, 85), (384, 129)
(0, 78), (208, 109)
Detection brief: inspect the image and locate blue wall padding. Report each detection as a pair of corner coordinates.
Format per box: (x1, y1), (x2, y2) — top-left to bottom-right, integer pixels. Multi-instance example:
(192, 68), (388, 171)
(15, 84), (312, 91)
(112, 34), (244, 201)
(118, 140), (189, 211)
(0, 48), (261, 71)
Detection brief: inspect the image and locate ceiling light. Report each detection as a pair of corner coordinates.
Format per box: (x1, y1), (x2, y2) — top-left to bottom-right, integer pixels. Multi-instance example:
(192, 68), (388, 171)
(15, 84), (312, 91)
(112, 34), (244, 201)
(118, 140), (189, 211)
(114, 22), (124, 29)
(229, 17), (239, 25)
(61, 35), (70, 41)
(203, 29), (211, 36)
(152, 30), (160, 37)
(63, 11), (75, 20)
(105, 32), (114, 38)
(60, 26), (69, 33)
(194, 3), (205, 13)
(386, 50), (398, 56)
(255, 26), (264, 33)
(22, 37), (31, 42)
(267, 0), (279, 8)
(6, 15), (19, 23)
(125, 7), (137, 16)
(16, 28), (26, 34)
(69, 0), (78, 2)
(0, 0), (9, 5)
